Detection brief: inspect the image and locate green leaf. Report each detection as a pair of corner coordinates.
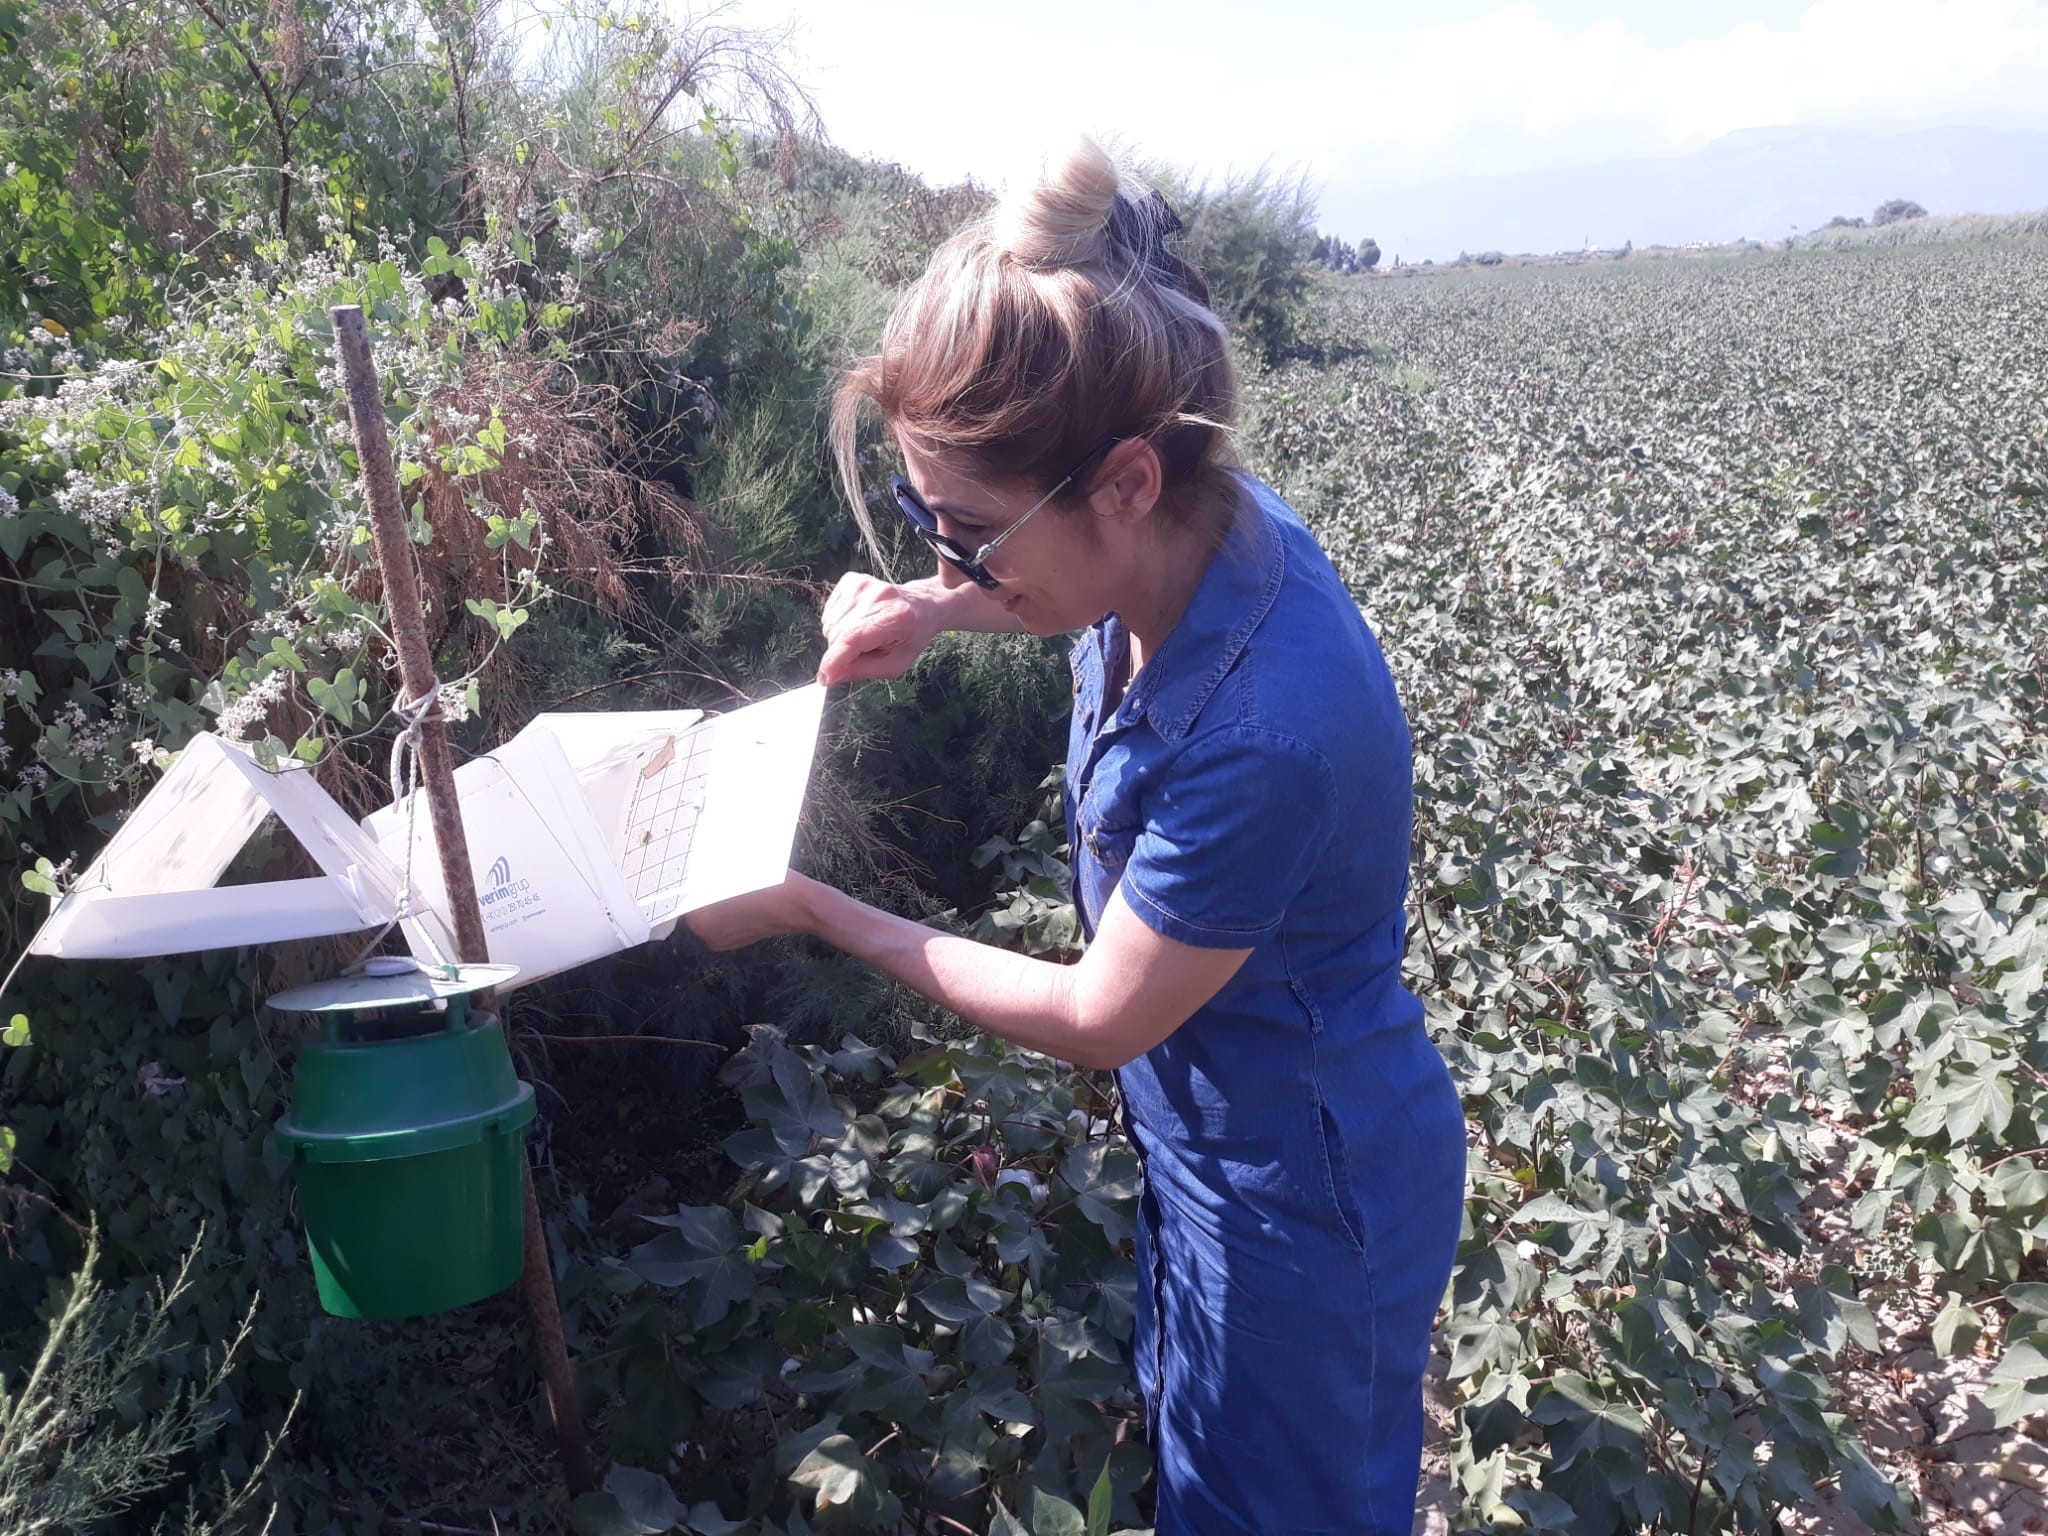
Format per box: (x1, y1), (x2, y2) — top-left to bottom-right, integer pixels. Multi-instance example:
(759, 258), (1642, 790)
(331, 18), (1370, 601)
(961, 1311), (1017, 1367)
(916, 1278), (987, 1325)
(1931, 1292), (1982, 1356)
(1447, 1316), (1521, 1379)
(2006, 1283), (2048, 1332)
(0, 1125), (15, 1175)
(643, 1204), (740, 1253)
(1808, 812), (1863, 878)
(5, 1014), (31, 1047)
(606, 1464), (684, 1532)
(1936, 1067), (2015, 1141)
(681, 1504), (743, 1536)
(1062, 1141), (1140, 1242)
(1086, 1458), (1114, 1536)
(742, 1049), (845, 1156)
(789, 1433), (883, 1512)
(307, 668), (360, 724)
(78, 640), (116, 680)
(787, 1435), (861, 1506)
(1027, 1487), (1085, 1536)
(962, 1368), (1035, 1425)
(1506, 1487), (1581, 1530)
(1509, 1193), (1610, 1227)
(1985, 1339), (2048, 1428)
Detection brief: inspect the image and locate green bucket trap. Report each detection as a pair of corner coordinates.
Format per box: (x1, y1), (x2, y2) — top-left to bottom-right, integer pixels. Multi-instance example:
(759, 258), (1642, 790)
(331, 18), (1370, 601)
(269, 959), (534, 1320)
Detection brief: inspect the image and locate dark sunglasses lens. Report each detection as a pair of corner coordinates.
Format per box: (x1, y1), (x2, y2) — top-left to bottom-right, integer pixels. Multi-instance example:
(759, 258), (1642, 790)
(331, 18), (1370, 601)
(890, 476), (940, 534)
(889, 475), (996, 587)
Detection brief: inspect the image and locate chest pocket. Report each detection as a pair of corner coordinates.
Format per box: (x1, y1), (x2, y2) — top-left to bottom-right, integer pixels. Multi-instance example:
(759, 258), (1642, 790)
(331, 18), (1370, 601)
(1079, 812), (1139, 872)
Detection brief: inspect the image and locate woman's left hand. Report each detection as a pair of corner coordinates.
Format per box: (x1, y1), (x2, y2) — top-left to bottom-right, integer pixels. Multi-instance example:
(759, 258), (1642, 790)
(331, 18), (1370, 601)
(682, 872), (819, 951)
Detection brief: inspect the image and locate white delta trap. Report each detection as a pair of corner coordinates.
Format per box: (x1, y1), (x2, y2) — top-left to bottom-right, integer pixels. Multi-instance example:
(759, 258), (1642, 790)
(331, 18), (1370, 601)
(25, 685), (827, 988)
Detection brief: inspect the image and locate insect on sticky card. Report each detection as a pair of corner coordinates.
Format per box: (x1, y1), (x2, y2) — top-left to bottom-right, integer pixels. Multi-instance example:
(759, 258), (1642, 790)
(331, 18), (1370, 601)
(617, 727), (713, 908)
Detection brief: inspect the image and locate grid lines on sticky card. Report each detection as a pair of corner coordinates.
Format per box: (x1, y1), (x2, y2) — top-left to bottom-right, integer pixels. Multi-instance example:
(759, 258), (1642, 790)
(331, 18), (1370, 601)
(618, 726), (713, 902)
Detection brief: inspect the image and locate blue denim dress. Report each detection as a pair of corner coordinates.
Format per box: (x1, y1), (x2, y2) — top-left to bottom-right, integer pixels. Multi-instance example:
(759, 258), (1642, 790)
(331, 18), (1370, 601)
(1065, 475), (1467, 1535)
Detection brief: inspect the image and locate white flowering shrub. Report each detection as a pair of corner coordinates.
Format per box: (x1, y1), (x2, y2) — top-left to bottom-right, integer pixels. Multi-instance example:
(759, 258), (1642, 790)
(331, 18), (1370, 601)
(0, 225), (573, 824)
(0, 0), (867, 1524)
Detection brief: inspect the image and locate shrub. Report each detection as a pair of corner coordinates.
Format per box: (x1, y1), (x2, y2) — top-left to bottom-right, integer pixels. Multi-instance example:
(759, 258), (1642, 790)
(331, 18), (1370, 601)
(1872, 198), (1928, 226)
(0, 1224), (291, 1533)
(1146, 163), (1318, 364)
(0, 0), (1045, 1520)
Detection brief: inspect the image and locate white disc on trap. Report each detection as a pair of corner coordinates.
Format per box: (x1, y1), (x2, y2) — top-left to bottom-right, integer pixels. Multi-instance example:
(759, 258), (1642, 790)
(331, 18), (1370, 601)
(265, 962), (520, 1016)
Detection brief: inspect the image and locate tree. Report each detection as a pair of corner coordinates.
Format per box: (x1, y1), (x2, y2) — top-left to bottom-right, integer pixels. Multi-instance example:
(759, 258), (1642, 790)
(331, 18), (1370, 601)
(1360, 238), (1381, 270)
(1872, 198), (1927, 226)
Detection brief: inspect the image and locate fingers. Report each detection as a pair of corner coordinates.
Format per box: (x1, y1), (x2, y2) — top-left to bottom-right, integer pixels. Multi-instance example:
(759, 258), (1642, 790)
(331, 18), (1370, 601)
(818, 631), (912, 686)
(821, 571), (872, 634)
(817, 575), (930, 685)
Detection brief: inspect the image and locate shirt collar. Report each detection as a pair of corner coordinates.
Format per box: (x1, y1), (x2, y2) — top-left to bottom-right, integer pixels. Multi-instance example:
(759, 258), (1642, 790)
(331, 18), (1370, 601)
(1119, 482), (1286, 743)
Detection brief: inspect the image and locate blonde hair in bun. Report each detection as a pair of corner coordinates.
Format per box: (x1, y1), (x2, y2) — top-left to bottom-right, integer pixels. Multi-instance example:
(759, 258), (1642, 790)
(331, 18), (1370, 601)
(990, 137), (1122, 268)
(832, 136), (1239, 560)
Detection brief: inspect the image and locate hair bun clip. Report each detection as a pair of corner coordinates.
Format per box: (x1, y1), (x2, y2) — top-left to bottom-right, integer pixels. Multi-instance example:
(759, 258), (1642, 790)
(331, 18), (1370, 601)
(1109, 190), (1189, 292)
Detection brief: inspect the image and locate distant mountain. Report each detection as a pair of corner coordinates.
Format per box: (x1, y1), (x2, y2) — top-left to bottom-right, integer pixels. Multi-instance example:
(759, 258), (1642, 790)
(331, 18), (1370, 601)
(1322, 125), (2048, 264)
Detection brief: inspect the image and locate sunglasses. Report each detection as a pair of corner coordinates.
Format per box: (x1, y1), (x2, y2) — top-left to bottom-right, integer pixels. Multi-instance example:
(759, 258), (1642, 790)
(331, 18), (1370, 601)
(890, 438), (1119, 590)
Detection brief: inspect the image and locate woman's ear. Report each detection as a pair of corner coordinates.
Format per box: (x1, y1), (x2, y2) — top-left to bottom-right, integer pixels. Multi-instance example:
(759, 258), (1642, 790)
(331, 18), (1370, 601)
(1095, 438), (1164, 524)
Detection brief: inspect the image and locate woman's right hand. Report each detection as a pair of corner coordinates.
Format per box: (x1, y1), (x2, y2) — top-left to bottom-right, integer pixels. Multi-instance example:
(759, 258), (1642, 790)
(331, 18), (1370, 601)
(817, 574), (945, 685)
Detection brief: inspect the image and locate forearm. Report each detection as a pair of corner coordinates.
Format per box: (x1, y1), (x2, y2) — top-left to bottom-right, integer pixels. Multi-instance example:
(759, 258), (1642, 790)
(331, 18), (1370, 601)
(906, 575), (1029, 635)
(793, 875), (1117, 1067)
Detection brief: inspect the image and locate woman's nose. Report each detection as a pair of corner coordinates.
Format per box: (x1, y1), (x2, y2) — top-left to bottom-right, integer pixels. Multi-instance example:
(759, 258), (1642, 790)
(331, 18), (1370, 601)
(935, 557), (972, 590)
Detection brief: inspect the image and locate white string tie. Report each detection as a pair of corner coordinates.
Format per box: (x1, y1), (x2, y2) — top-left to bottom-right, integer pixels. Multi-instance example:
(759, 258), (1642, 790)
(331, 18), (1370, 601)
(346, 684), (451, 969)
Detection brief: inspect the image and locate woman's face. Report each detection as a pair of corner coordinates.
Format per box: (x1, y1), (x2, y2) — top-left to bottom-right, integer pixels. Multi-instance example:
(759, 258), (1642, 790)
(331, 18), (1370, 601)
(898, 441), (1134, 636)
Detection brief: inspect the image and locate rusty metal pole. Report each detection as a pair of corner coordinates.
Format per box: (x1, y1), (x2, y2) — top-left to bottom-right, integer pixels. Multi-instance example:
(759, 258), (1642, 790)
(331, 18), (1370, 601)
(330, 303), (596, 1498)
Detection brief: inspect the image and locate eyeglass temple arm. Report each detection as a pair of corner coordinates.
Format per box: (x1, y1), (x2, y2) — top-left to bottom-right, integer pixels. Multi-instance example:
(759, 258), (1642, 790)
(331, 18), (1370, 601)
(965, 437), (1120, 564)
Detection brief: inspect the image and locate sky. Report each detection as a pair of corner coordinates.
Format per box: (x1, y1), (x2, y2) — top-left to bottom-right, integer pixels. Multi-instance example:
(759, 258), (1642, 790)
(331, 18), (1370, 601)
(695, 0), (2048, 245)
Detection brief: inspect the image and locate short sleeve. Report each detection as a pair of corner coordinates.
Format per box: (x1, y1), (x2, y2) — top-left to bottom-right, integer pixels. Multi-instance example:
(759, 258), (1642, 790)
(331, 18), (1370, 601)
(1118, 727), (1337, 948)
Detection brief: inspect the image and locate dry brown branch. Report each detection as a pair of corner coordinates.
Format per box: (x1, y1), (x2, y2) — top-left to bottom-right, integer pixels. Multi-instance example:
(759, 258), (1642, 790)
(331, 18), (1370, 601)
(336, 347), (708, 707)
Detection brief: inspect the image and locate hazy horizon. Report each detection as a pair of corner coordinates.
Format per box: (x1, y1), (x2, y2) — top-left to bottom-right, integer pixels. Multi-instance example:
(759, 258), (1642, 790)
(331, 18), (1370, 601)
(702, 0), (2048, 262)
(1321, 123), (2048, 263)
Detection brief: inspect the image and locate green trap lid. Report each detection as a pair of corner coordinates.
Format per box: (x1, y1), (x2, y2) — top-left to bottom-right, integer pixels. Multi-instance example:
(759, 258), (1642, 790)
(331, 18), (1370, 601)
(277, 1014), (535, 1163)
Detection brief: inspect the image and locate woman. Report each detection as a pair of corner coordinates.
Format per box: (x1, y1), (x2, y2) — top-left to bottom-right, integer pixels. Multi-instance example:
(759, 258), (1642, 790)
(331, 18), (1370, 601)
(686, 139), (1467, 1536)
